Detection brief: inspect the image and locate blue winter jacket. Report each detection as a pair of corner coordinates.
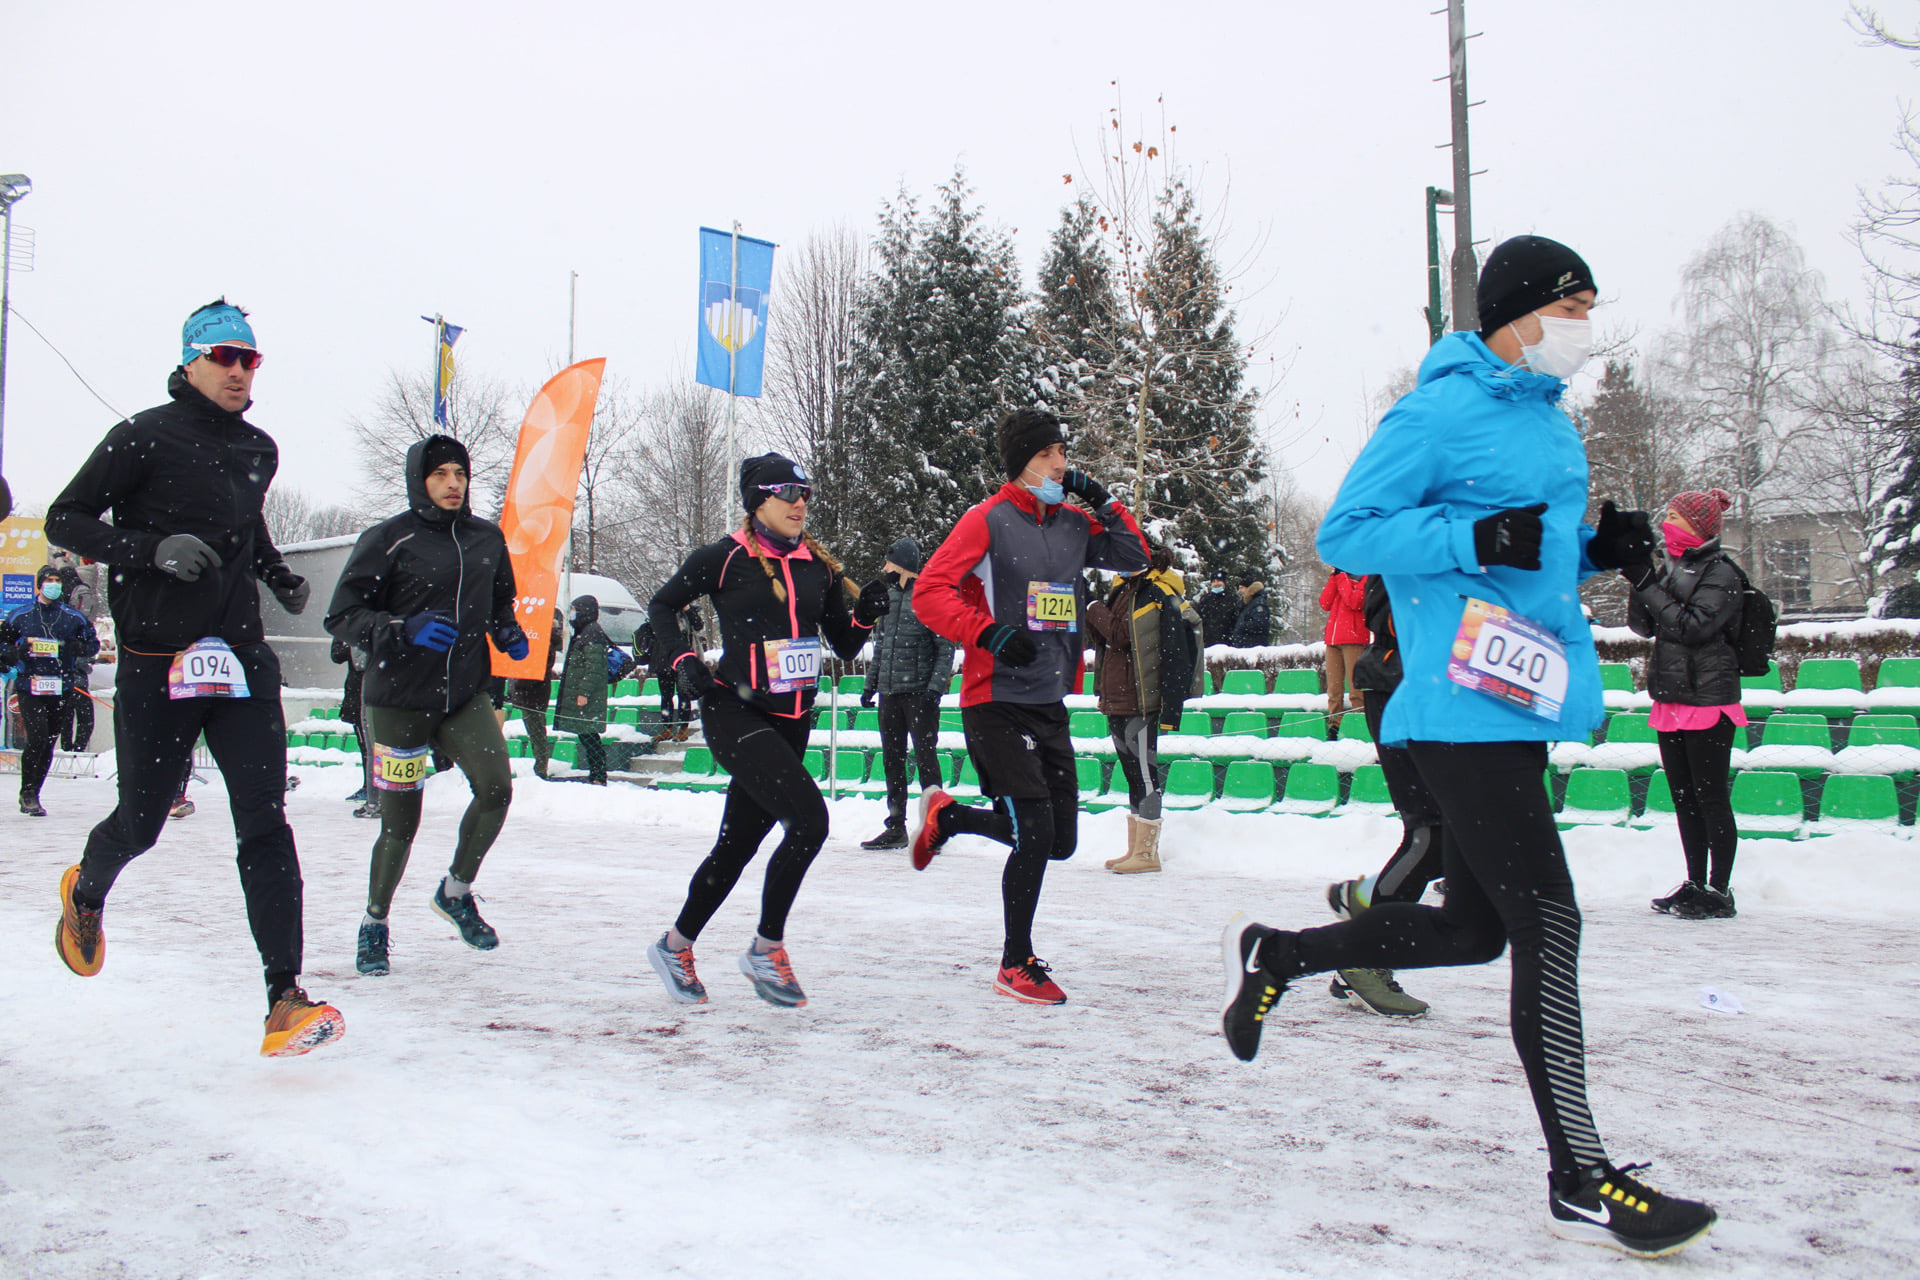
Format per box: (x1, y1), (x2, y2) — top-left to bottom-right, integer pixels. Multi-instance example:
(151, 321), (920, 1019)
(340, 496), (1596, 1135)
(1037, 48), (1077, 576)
(1316, 331), (1604, 746)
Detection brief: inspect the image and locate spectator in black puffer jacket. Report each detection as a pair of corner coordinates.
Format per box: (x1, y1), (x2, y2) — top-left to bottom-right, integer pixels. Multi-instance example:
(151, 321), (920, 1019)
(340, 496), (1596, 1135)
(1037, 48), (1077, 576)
(858, 536), (957, 849)
(1194, 572), (1240, 666)
(1229, 575), (1271, 648)
(1624, 488), (1745, 921)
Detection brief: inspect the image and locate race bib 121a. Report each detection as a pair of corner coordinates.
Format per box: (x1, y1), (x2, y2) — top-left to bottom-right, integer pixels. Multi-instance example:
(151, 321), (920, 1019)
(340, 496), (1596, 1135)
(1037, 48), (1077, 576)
(1026, 581), (1078, 632)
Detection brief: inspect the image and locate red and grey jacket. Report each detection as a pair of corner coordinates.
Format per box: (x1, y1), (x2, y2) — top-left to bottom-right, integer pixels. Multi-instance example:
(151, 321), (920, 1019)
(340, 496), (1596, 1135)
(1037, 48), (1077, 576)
(646, 528), (872, 719)
(915, 482), (1150, 707)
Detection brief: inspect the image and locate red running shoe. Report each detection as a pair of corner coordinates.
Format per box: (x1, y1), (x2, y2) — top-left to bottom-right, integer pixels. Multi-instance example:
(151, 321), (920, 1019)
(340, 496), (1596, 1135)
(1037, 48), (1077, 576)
(994, 956), (1068, 1005)
(909, 788), (954, 871)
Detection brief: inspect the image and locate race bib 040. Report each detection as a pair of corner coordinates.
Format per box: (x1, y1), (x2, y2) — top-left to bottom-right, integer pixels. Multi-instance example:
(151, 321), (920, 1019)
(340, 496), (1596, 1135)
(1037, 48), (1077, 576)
(168, 637), (251, 701)
(1446, 597), (1570, 721)
(372, 742), (430, 791)
(1026, 581), (1078, 632)
(762, 637), (821, 693)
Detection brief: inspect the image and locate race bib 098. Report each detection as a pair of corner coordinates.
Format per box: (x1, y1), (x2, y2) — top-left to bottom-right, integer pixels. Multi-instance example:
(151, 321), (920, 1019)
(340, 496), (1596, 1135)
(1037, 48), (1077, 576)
(1445, 597), (1570, 721)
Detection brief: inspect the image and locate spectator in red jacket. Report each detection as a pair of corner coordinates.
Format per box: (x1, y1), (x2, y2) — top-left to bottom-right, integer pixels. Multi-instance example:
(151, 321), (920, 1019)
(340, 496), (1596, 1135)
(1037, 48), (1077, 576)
(1320, 568), (1369, 733)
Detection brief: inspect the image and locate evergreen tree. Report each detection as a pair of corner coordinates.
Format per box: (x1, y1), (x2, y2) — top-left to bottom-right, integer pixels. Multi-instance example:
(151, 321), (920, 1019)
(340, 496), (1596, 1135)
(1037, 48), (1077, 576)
(837, 169), (1034, 571)
(1032, 197), (1132, 474)
(1868, 345), (1920, 614)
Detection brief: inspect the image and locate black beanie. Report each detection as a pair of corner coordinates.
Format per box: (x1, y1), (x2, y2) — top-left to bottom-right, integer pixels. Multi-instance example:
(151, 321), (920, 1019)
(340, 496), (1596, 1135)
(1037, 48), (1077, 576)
(997, 409), (1066, 480)
(35, 563), (60, 586)
(1476, 236), (1596, 338)
(886, 536), (921, 573)
(419, 434), (469, 477)
(740, 452), (808, 512)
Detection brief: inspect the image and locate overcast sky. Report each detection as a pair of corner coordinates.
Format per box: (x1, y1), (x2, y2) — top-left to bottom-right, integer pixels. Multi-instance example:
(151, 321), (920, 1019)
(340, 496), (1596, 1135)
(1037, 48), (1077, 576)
(3, 0), (1914, 521)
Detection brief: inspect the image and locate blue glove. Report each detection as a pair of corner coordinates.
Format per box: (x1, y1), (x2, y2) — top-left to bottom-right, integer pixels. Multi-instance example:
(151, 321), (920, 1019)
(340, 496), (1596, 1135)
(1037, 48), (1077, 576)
(498, 624), (531, 662)
(404, 611), (459, 652)
(605, 646), (627, 679)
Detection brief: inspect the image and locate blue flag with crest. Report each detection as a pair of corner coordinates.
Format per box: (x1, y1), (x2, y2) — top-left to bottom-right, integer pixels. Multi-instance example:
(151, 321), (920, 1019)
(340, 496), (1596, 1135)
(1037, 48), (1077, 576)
(694, 227), (775, 398)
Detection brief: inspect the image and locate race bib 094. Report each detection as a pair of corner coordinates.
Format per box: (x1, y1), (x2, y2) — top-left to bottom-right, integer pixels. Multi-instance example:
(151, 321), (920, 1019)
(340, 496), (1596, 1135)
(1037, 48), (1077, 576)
(762, 637), (821, 693)
(372, 742), (430, 791)
(1445, 597), (1570, 721)
(1026, 581), (1078, 632)
(168, 637), (251, 701)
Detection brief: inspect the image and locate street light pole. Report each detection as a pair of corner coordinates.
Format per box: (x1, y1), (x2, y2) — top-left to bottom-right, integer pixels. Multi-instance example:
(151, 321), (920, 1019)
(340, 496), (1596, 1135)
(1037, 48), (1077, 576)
(1445, 0), (1479, 331)
(0, 173), (32, 475)
(1425, 186), (1454, 346)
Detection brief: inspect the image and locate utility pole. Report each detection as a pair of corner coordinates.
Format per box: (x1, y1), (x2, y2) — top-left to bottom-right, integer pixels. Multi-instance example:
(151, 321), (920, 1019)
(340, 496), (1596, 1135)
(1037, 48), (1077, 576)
(1425, 186), (1454, 345)
(0, 174), (32, 474)
(1444, 0), (1479, 331)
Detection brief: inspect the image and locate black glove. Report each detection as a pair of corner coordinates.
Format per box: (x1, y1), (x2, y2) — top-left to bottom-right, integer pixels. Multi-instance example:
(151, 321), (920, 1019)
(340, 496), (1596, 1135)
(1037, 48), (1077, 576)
(154, 534), (223, 583)
(1586, 501), (1656, 572)
(1472, 503), (1548, 571)
(861, 688), (876, 708)
(404, 611), (459, 652)
(854, 576), (892, 626)
(496, 622), (530, 661)
(677, 656), (721, 700)
(0, 619), (15, 649)
(265, 564), (310, 615)
(977, 621), (1039, 668)
(1620, 561), (1659, 591)
(1061, 469), (1111, 509)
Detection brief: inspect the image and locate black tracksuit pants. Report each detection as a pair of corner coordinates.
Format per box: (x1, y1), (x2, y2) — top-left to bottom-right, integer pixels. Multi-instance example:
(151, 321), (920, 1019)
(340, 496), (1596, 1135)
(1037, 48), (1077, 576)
(73, 644), (304, 986)
(1287, 740), (1609, 1178)
(59, 678), (95, 752)
(1657, 716), (1739, 890)
(1362, 691), (1443, 903)
(18, 692), (64, 798)
(878, 690), (943, 825)
(676, 695), (827, 943)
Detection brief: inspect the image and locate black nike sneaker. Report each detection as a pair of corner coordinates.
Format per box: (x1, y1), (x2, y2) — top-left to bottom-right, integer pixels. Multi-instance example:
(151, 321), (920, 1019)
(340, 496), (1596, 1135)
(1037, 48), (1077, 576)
(1548, 1161), (1716, 1256)
(356, 919), (390, 976)
(1220, 913), (1298, 1062)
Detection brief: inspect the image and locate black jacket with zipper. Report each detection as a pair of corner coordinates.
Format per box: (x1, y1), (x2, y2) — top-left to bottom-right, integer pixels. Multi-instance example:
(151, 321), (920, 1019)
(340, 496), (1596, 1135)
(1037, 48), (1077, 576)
(324, 438), (520, 713)
(863, 580), (955, 697)
(1351, 574), (1402, 694)
(46, 368), (293, 652)
(1626, 539), (1744, 707)
(648, 527), (871, 719)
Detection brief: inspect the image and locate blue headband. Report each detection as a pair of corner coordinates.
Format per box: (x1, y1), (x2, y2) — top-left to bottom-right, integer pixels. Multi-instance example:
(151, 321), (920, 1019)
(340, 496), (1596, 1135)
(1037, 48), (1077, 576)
(182, 304), (256, 366)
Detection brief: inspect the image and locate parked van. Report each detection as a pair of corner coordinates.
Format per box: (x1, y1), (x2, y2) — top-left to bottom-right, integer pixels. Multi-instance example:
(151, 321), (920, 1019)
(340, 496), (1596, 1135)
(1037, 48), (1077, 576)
(561, 571), (646, 648)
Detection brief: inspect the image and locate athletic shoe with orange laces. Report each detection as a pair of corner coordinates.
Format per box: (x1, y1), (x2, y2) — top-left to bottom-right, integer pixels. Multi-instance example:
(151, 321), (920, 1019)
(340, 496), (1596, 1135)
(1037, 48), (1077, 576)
(738, 941), (807, 1007)
(260, 988), (346, 1058)
(647, 933), (709, 1005)
(55, 864), (104, 976)
(994, 956), (1067, 1005)
(909, 788), (955, 871)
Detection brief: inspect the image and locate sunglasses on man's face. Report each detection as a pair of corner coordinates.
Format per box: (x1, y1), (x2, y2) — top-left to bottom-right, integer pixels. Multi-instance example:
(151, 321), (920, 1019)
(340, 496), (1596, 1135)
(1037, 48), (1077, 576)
(191, 343), (264, 370)
(758, 483), (810, 504)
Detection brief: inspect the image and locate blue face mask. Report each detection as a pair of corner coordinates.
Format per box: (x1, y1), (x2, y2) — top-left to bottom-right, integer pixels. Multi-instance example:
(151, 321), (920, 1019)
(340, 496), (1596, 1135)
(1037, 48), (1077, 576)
(1024, 468), (1065, 505)
(40, 581), (61, 601)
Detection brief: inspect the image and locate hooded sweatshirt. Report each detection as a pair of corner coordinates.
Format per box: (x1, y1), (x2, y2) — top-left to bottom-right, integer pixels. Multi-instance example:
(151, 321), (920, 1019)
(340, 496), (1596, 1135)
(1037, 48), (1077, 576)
(1317, 330), (1604, 745)
(324, 436), (521, 713)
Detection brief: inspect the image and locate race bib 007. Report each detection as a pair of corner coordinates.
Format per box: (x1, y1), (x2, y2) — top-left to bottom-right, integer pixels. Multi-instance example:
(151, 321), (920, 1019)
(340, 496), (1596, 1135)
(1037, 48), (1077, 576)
(763, 637), (821, 693)
(1445, 597), (1569, 721)
(1026, 581), (1078, 632)
(168, 637), (251, 701)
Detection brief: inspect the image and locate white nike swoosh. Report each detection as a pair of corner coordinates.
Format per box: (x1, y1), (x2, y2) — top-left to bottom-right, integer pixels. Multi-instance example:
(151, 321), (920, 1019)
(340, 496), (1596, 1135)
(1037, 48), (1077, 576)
(1559, 1200), (1612, 1226)
(1244, 939), (1263, 974)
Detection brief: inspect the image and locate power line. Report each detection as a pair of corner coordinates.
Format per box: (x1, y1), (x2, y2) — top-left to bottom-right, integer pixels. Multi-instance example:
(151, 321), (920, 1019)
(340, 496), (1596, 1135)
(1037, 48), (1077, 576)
(5, 302), (125, 421)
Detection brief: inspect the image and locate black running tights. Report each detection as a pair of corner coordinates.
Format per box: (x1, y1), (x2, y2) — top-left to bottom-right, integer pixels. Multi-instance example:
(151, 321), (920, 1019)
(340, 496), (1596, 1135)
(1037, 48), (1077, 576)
(364, 693), (514, 917)
(1657, 716), (1738, 890)
(676, 695), (826, 943)
(17, 692), (62, 798)
(1362, 691), (1442, 902)
(1288, 740), (1608, 1178)
(940, 792), (1079, 966)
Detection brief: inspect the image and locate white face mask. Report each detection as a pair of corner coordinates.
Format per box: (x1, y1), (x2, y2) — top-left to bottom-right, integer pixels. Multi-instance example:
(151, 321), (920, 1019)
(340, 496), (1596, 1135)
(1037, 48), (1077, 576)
(1516, 315), (1592, 379)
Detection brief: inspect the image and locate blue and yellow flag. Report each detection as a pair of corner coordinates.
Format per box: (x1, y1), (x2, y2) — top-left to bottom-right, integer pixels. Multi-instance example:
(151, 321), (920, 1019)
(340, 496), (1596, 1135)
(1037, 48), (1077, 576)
(421, 315), (465, 426)
(694, 227), (775, 398)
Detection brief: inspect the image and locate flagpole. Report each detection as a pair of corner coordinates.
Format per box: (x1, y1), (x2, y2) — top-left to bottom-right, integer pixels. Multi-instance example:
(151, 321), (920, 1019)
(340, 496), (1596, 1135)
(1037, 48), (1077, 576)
(726, 221), (740, 475)
(431, 313), (443, 427)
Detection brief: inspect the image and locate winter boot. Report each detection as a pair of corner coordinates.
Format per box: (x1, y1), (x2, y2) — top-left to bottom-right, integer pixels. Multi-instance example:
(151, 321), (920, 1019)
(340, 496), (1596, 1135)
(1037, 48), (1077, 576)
(1105, 814), (1141, 869)
(1109, 815), (1162, 874)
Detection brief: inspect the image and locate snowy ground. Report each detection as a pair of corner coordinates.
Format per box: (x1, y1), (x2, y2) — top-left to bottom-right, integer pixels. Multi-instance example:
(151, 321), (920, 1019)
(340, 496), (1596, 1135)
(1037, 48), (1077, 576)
(2, 763), (1917, 1279)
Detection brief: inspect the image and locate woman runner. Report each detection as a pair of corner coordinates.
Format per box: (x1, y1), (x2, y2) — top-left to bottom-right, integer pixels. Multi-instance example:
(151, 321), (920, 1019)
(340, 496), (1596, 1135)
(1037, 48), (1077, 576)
(644, 453), (889, 1008)
(325, 435), (529, 976)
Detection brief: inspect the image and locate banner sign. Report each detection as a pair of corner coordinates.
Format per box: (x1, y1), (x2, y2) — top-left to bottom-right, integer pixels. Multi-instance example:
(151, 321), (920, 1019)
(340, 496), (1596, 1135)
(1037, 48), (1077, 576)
(420, 315), (465, 427)
(0, 517), (47, 609)
(492, 359), (606, 679)
(694, 227), (775, 398)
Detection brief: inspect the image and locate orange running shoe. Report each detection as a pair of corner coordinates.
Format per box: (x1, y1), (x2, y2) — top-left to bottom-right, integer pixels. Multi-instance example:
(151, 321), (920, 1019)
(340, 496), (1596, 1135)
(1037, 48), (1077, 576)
(994, 956), (1068, 1005)
(737, 942), (807, 1007)
(54, 864), (104, 977)
(260, 988), (346, 1058)
(909, 788), (955, 871)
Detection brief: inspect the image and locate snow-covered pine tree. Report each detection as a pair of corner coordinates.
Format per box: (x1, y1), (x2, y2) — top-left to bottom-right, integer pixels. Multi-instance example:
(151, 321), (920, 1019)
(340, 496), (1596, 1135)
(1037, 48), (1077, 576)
(1868, 347), (1920, 614)
(840, 169), (1035, 571)
(1031, 197), (1133, 479)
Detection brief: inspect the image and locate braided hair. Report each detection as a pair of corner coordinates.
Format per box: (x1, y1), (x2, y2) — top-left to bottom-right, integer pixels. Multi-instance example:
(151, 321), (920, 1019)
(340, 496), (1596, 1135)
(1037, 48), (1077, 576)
(740, 514), (859, 605)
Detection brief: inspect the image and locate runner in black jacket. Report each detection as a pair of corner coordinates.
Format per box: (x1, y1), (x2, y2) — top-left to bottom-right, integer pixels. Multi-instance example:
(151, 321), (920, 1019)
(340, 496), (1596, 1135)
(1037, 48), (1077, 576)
(643, 453), (888, 1009)
(43, 298), (342, 1058)
(325, 435), (528, 976)
(5, 566), (100, 815)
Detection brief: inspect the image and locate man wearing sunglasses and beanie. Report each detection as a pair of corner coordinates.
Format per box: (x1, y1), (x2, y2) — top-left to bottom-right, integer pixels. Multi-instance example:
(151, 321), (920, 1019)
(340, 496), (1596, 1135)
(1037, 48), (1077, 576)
(44, 298), (343, 1059)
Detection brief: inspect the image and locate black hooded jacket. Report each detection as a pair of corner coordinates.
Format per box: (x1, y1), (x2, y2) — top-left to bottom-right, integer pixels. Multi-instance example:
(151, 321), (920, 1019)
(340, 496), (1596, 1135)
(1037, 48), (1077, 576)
(1351, 575), (1402, 694)
(324, 436), (521, 713)
(46, 368), (293, 651)
(1627, 540), (1744, 707)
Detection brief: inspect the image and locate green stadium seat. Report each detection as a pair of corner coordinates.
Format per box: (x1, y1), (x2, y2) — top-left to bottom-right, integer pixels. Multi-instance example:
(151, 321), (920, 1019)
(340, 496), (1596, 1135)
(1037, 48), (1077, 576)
(1069, 712), (1108, 738)
(614, 679), (639, 697)
(1273, 711), (1325, 740)
(1605, 713), (1656, 744)
(1218, 760), (1277, 811)
(1598, 663), (1635, 693)
(1082, 672), (1095, 695)
(642, 678), (660, 697)
(1731, 770), (1804, 839)
(1271, 669), (1321, 695)
(1221, 669), (1266, 695)
(1177, 712), (1213, 735)
(832, 749), (868, 784)
(1740, 662), (1783, 718)
(1747, 713), (1834, 777)
(1844, 714), (1920, 747)
(1161, 760), (1216, 810)
(939, 710), (963, 732)
(1221, 711), (1269, 739)
(1337, 715), (1372, 743)
(552, 740), (578, 766)
(1816, 773), (1901, 833)
(803, 749), (825, 781)
(950, 674), (963, 693)
(1557, 768), (1631, 828)
(1346, 763), (1393, 811)
(1741, 662), (1783, 692)
(1876, 657), (1920, 688)
(611, 706), (639, 725)
(1632, 769), (1676, 828)
(1837, 714), (1920, 777)
(1791, 658), (1865, 718)
(681, 747), (714, 775)
(1274, 762), (1340, 815)
(854, 710), (881, 733)
(955, 756), (981, 793)
(1075, 757), (1103, 794)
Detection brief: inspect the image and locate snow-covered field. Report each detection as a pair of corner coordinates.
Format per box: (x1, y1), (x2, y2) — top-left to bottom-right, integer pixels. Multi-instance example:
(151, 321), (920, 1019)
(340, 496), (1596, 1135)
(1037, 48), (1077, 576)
(3, 763), (1917, 1278)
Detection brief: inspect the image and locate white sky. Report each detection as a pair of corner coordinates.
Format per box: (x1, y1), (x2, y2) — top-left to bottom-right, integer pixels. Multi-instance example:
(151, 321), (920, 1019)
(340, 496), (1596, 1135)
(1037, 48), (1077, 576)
(2, 1), (1913, 517)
